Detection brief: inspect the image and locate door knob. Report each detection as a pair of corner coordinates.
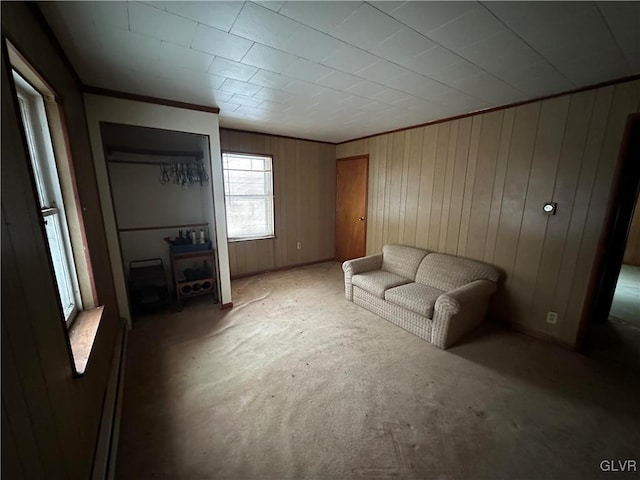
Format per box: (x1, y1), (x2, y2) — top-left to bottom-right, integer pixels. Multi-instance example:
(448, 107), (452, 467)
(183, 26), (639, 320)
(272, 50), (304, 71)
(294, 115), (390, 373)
(358, 216), (365, 221)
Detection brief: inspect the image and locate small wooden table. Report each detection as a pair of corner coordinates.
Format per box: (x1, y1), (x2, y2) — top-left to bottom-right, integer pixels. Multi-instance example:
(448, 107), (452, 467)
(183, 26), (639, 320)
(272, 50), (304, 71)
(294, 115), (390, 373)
(169, 248), (217, 310)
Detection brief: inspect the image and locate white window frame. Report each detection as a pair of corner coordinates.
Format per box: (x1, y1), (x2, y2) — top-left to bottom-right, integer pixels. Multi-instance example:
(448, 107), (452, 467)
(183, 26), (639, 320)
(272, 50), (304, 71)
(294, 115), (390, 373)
(13, 71), (82, 324)
(222, 152), (275, 241)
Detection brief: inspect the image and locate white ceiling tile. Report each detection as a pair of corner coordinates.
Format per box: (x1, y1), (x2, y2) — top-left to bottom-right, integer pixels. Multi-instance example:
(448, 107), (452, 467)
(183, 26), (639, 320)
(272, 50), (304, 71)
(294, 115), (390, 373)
(370, 28), (436, 64)
(390, 70), (454, 99)
(163, 69), (226, 91)
(283, 59), (334, 83)
(191, 24), (254, 61)
(311, 89), (353, 104)
(321, 44), (378, 74)
(228, 94), (264, 108)
(247, 69), (293, 89)
(392, 96), (445, 113)
(219, 78), (262, 96)
(212, 91), (235, 103)
(253, 87), (297, 103)
(357, 101), (392, 113)
(42, 0), (640, 144)
(279, 1), (363, 32)
(484, 1), (591, 35)
(41, 1), (129, 30)
(452, 72), (523, 104)
(95, 23), (162, 61)
(400, 45), (463, 76)
(231, 2), (300, 49)
(128, 2), (197, 47)
(387, 1), (477, 36)
(158, 42), (214, 72)
(506, 62), (575, 96)
(370, 88), (412, 105)
(427, 6), (507, 51)
(217, 101), (241, 113)
(279, 26), (344, 63)
(234, 104), (267, 118)
(281, 79), (326, 97)
(558, 47), (630, 85)
(329, 3), (403, 51)
(345, 80), (389, 99)
(253, 1), (285, 12)
(254, 100), (282, 112)
(209, 57), (258, 81)
(598, 1), (640, 70)
(458, 31), (544, 75)
(427, 60), (483, 84)
(370, 2), (407, 15)
(156, 1), (244, 32)
(241, 43), (297, 73)
(354, 60), (407, 85)
(315, 70), (361, 90)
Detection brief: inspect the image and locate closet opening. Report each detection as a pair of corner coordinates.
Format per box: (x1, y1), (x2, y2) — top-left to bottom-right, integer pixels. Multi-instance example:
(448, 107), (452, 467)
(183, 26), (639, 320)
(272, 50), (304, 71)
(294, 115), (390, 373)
(100, 122), (221, 320)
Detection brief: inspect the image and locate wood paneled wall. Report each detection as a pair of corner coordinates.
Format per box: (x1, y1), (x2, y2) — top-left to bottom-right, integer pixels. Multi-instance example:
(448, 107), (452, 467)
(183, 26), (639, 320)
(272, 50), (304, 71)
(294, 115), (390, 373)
(337, 80), (640, 346)
(623, 196), (640, 266)
(219, 129), (336, 277)
(2, 3), (121, 478)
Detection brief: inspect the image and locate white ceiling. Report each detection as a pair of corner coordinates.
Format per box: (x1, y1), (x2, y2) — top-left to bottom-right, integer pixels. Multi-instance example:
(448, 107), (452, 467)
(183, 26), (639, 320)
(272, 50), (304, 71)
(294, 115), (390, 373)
(40, 1), (640, 143)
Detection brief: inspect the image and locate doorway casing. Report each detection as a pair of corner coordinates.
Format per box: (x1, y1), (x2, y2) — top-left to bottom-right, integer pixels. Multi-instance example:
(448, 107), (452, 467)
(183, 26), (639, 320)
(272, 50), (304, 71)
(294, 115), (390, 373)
(578, 113), (640, 349)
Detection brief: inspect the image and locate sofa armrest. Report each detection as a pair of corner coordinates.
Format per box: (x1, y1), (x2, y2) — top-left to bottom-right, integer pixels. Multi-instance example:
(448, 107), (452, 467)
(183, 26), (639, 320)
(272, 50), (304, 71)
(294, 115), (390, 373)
(342, 253), (383, 301)
(431, 279), (497, 349)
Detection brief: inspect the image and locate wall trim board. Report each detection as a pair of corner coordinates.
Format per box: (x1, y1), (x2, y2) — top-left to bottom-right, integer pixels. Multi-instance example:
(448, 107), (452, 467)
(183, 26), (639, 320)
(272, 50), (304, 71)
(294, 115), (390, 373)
(230, 258), (337, 280)
(338, 74), (640, 145)
(83, 86), (220, 114)
(220, 127), (336, 146)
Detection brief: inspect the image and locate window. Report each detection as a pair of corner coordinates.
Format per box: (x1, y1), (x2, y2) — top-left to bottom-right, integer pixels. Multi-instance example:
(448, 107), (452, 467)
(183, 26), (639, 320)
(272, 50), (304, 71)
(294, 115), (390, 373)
(222, 152), (274, 241)
(13, 71), (82, 323)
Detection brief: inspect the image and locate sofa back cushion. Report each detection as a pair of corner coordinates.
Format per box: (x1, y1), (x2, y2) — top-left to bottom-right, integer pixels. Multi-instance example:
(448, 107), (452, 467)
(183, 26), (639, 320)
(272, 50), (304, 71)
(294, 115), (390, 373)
(381, 244), (429, 280)
(415, 253), (500, 291)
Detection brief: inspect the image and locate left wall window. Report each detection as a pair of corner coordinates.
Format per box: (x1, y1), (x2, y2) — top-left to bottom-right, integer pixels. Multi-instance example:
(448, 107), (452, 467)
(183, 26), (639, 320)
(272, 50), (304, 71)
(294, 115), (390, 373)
(13, 71), (82, 323)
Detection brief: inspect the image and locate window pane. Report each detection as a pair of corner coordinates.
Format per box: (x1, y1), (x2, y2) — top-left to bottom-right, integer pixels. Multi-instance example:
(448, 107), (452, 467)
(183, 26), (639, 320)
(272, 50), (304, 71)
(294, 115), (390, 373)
(44, 213), (76, 319)
(224, 170), (271, 195)
(225, 196), (274, 238)
(222, 153), (274, 240)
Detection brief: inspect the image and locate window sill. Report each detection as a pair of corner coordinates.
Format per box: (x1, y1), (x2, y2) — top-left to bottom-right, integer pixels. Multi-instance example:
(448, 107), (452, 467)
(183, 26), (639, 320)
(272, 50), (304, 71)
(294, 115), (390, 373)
(228, 235), (276, 243)
(68, 305), (104, 376)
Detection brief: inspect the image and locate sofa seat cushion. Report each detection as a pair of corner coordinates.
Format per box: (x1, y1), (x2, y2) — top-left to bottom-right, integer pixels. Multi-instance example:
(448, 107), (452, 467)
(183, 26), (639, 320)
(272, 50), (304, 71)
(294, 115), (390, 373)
(352, 270), (412, 298)
(384, 282), (444, 318)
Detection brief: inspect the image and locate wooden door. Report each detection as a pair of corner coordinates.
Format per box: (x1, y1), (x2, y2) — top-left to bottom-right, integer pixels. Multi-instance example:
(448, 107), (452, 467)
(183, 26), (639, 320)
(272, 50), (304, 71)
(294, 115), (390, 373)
(336, 155), (368, 261)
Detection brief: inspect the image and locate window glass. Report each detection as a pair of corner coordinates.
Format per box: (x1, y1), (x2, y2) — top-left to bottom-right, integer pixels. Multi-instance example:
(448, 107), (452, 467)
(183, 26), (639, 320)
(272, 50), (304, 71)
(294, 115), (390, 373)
(14, 71), (82, 323)
(222, 153), (274, 240)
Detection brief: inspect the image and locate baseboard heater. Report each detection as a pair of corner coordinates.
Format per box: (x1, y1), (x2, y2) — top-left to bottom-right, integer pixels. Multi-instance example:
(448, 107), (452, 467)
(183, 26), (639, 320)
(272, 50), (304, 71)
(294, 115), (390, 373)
(92, 319), (128, 480)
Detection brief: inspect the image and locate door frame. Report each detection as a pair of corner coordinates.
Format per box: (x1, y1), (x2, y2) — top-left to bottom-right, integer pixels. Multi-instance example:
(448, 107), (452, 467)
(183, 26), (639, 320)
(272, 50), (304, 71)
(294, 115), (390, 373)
(335, 155), (369, 261)
(576, 113), (640, 350)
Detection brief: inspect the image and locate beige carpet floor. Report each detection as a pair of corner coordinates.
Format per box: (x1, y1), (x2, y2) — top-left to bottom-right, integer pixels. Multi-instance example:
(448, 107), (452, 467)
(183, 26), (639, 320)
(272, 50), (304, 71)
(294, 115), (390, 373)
(116, 262), (640, 480)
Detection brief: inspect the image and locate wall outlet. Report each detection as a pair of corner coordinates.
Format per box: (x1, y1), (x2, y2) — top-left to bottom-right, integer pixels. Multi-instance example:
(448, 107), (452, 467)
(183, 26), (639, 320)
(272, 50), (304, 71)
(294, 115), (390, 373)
(296, 241), (302, 250)
(546, 311), (558, 324)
